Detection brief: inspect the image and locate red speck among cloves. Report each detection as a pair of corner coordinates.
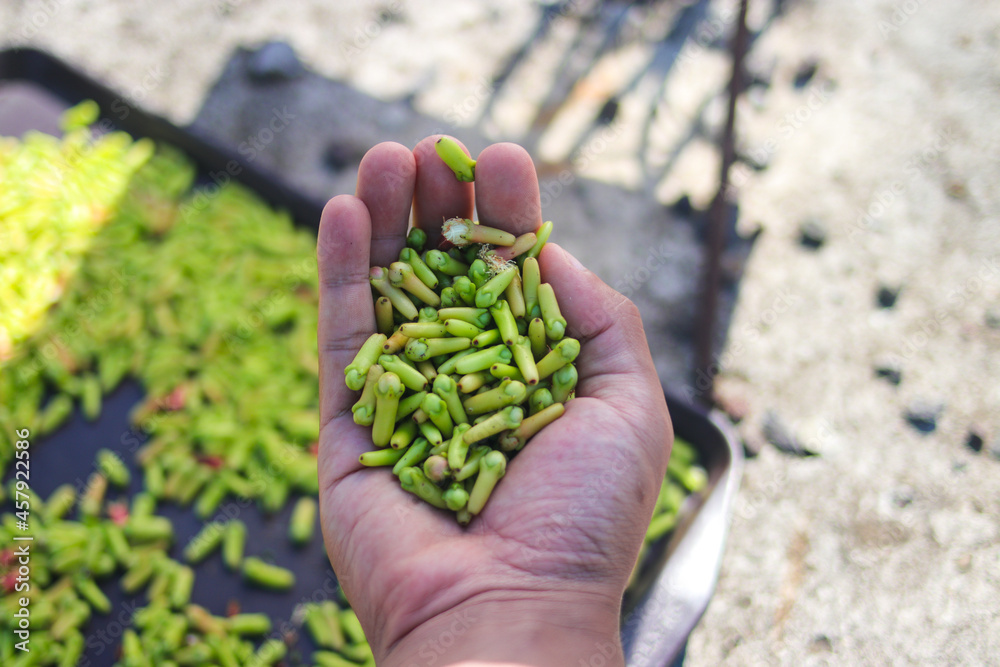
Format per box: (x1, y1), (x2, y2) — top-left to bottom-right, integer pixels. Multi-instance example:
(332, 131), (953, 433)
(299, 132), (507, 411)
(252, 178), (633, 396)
(197, 455), (224, 469)
(163, 385), (187, 411)
(108, 502), (130, 526)
(226, 599), (242, 617)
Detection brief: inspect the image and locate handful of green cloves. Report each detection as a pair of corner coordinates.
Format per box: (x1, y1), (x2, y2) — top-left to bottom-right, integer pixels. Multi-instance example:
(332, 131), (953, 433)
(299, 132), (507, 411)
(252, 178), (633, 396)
(346, 138), (575, 523)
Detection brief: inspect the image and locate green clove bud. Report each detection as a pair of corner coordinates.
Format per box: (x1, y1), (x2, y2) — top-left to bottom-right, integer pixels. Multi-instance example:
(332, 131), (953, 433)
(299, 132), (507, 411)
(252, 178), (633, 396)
(421, 392), (455, 438)
(467, 450), (507, 515)
(352, 364), (385, 426)
(399, 467), (448, 509)
(405, 336), (471, 362)
(536, 338), (580, 379)
(551, 363), (578, 403)
(437, 307), (492, 328)
(425, 249), (470, 276)
(378, 354), (429, 392)
(435, 136), (476, 182)
(443, 482), (469, 511)
(392, 437), (430, 476)
(370, 266), (418, 320)
(399, 246), (438, 289)
(345, 333), (388, 390)
(372, 372), (405, 447)
(538, 283), (567, 340)
(467, 258), (489, 288)
(526, 220), (552, 259)
(454, 344), (512, 374)
(475, 266), (517, 308)
(389, 262), (441, 306)
(489, 299), (519, 345)
(406, 227), (427, 252)
(442, 217), (516, 247)
(463, 406), (523, 444)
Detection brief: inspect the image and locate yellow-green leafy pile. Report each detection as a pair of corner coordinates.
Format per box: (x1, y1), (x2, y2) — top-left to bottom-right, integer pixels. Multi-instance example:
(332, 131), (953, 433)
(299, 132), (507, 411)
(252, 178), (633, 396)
(0, 110), (320, 511)
(0, 101), (153, 362)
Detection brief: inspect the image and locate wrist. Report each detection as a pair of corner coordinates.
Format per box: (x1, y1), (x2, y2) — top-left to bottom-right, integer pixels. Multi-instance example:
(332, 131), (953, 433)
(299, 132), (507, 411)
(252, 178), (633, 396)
(378, 589), (623, 667)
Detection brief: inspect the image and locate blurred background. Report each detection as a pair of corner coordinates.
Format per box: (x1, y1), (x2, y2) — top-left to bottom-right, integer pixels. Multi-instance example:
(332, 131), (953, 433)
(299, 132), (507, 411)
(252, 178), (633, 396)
(2, 0), (999, 664)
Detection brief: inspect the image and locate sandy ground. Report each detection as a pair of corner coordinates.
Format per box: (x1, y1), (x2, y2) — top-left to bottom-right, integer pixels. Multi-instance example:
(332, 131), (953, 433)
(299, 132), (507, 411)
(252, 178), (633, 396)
(3, 0), (998, 664)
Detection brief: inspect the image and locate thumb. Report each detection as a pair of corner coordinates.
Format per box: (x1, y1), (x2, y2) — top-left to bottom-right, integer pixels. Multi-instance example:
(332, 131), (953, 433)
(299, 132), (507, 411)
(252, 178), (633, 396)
(537, 243), (664, 416)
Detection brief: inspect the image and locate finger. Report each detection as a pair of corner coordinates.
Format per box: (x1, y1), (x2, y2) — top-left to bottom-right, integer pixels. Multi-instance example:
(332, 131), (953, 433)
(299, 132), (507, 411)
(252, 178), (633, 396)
(317, 195), (375, 427)
(537, 243), (665, 421)
(357, 142), (416, 267)
(474, 142), (542, 236)
(412, 135), (474, 247)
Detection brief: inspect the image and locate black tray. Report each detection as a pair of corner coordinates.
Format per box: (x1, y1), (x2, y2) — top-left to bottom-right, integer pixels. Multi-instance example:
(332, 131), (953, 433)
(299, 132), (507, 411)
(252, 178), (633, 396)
(0, 47), (742, 666)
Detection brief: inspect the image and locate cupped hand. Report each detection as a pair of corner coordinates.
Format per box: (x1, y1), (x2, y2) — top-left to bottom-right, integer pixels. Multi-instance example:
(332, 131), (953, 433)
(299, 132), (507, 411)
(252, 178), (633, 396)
(317, 137), (672, 667)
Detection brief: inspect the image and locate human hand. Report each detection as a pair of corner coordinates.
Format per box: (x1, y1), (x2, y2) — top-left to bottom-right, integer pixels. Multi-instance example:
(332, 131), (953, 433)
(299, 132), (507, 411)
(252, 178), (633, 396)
(317, 137), (672, 667)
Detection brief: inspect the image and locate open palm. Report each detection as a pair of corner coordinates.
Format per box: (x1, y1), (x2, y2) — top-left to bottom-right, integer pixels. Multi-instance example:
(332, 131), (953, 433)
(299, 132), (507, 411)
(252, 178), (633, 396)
(317, 137), (672, 666)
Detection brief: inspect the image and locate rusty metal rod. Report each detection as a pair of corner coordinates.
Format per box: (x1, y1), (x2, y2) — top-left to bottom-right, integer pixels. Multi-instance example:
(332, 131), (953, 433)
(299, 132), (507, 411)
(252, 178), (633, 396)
(694, 0), (750, 404)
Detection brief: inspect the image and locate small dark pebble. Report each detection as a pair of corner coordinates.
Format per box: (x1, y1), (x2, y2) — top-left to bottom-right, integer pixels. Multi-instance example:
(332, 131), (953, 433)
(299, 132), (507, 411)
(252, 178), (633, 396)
(877, 284), (900, 308)
(762, 410), (817, 456)
(798, 218), (826, 249)
(891, 486), (914, 508)
(905, 400), (942, 434)
(247, 41), (306, 82)
(956, 554), (972, 573)
(985, 306), (1000, 330)
(741, 433), (762, 458)
(809, 634), (833, 653)
(377, 4), (405, 24)
(946, 182), (967, 199)
(596, 98), (620, 125)
(793, 60), (819, 88)
(966, 430), (984, 453)
(875, 364), (902, 386)
(671, 194), (694, 217)
(322, 142), (360, 172)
